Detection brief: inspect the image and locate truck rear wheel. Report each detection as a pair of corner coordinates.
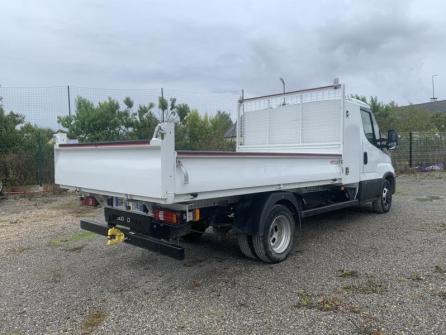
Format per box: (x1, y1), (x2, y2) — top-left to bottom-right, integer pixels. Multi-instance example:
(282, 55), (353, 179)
(372, 179), (392, 213)
(237, 233), (257, 259)
(252, 204), (295, 263)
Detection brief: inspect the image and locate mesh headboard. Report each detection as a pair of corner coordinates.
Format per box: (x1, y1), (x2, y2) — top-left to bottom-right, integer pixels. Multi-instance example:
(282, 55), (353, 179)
(237, 85), (344, 154)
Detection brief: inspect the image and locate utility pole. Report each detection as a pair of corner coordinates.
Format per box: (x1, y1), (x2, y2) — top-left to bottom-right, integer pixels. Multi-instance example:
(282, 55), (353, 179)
(431, 74), (439, 102)
(280, 78), (286, 105)
(67, 85), (72, 117)
(161, 87), (164, 122)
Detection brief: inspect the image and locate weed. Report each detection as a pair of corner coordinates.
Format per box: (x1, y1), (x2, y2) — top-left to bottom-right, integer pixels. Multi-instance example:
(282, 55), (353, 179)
(52, 201), (98, 216)
(48, 269), (63, 284)
(316, 296), (342, 312)
(415, 195), (442, 202)
(190, 280), (201, 289)
(338, 269), (359, 278)
(294, 291), (312, 308)
(434, 265), (446, 274)
(343, 279), (385, 294)
(49, 231), (96, 249)
(408, 272), (424, 281)
(292, 291), (361, 314)
(357, 325), (384, 335)
(6, 246), (31, 255)
(67, 245), (87, 253)
(436, 223), (446, 232)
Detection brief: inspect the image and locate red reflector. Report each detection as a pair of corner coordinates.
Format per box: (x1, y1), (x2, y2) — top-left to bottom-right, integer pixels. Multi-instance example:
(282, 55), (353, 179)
(154, 209), (179, 224)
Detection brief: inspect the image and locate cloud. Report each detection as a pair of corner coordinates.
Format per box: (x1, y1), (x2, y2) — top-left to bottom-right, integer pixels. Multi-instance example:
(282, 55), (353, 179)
(0, 0), (445, 112)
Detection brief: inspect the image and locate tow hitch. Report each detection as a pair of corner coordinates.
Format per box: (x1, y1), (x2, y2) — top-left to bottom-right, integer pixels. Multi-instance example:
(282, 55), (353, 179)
(107, 227), (125, 245)
(80, 220), (185, 260)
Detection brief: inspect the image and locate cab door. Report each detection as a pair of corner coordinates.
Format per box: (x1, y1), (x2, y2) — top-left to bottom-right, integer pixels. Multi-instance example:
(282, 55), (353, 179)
(360, 108), (381, 179)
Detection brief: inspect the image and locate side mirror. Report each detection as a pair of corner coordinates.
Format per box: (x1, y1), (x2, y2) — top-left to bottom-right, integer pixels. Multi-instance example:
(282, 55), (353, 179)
(387, 129), (398, 150)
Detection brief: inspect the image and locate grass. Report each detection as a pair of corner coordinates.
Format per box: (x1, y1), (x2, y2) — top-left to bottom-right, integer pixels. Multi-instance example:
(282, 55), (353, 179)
(434, 265), (446, 274)
(436, 223), (446, 232)
(356, 325), (385, 335)
(408, 272), (424, 281)
(342, 279), (386, 294)
(6, 246), (31, 255)
(48, 269), (63, 284)
(49, 231), (97, 251)
(51, 200), (98, 216)
(292, 291), (361, 314)
(338, 269), (359, 278)
(437, 291), (446, 300)
(81, 310), (106, 334)
(415, 195), (443, 202)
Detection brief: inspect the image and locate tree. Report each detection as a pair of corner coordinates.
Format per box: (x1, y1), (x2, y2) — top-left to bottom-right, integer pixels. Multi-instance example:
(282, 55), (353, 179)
(130, 102), (159, 140)
(350, 94), (438, 133)
(0, 106), (25, 154)
(58, 97), (134, 142)
(175, 103), (190, 123)
(1, 105), (55, 186)
(393, 106), (434, 133)
(175, 110), (234, 151)
(123, 97), (134, 109)
(432, 112), (446, 132)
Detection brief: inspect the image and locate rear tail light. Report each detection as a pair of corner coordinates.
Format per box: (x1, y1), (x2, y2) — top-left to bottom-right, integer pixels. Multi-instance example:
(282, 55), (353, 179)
(153, 209), (180, 224)
(80, 196), (98, 207)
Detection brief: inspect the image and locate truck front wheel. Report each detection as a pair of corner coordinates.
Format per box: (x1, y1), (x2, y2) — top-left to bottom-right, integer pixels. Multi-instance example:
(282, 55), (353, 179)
(252, 204), (295, 263)
(372, 179), (392, 213)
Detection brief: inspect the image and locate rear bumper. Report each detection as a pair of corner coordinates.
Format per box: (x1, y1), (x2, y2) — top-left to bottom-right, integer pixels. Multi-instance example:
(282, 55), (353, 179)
(80, 220), (185, 260)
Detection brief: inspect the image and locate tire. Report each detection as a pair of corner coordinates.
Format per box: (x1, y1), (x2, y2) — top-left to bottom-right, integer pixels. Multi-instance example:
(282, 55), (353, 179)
(182, 221), (208, 241)
(237, 233), (257, 259)
(252, 204), (295, 263)
(372, 179), (392, 213)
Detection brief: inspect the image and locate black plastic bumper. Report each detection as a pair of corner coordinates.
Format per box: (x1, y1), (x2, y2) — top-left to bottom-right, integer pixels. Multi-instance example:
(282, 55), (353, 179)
(80, 220), (185, 260)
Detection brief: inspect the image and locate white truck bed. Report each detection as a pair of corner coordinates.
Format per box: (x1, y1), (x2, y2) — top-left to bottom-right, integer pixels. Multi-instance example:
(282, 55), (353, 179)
(55, 84), (353, 204)
(55, 140), (342, 204)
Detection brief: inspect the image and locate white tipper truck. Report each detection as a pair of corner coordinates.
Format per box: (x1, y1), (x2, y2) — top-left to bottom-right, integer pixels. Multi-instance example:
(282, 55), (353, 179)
(54, 82), (398, 263)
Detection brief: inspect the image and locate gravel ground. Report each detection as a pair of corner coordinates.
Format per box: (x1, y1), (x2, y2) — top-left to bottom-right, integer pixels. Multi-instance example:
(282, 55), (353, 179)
(0, 173), (445, 335)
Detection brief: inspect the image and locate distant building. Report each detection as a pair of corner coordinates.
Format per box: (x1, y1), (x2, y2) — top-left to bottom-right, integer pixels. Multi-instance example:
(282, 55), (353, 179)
(224, 122), (237, 141)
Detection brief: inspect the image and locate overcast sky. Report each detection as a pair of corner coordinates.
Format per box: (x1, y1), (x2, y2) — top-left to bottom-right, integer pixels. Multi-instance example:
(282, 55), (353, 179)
(1, 0), (446, 106)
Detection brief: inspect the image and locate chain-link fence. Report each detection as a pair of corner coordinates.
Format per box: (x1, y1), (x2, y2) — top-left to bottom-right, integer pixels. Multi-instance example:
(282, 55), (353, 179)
(391, 132), (446, 172)
(0, 85), (240, 129)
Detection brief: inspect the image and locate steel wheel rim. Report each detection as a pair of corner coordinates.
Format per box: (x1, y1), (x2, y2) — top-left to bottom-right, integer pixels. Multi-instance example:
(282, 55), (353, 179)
(269, 214), (292, 254)
(382, 186), (390, 208)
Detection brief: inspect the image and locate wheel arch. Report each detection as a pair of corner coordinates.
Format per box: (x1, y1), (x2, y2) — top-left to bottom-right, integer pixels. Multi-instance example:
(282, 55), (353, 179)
(383, 172), (396, 194)
(234, 191), (301, 235)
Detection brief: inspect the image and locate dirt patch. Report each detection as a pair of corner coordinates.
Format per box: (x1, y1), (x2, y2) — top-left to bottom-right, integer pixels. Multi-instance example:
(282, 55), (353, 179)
(81, 310), (106, 334)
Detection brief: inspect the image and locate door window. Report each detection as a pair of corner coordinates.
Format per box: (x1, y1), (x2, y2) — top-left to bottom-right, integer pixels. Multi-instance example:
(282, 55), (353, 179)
(360, 109), (382, 148)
